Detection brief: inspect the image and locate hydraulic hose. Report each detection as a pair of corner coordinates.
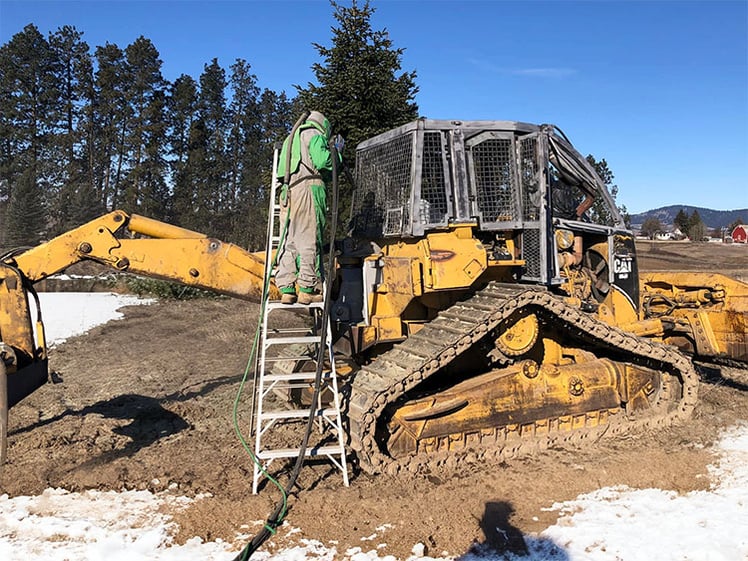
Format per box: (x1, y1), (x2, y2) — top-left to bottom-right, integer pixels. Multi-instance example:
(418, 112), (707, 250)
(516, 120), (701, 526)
(284, 111), (311, 187)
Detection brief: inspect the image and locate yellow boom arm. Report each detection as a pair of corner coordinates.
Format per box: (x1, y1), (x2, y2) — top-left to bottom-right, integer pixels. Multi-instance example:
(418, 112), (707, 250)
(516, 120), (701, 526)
(12, 210), (271, 300)
(0, 210), (273, 416)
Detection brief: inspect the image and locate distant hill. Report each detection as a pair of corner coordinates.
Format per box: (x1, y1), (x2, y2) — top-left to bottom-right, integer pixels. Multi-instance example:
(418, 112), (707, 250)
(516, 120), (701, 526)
(629, 205), (748, 230)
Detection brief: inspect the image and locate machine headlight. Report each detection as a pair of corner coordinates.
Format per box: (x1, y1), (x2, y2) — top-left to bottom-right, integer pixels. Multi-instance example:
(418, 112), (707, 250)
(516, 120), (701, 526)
(555, 228), (575, 250)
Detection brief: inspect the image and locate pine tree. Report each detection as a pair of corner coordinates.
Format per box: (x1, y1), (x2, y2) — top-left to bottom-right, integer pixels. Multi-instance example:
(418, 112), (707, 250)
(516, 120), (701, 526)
(296, 0), (419, 225)
(47, 25), (97, 233)
(93, 42), (130, 210)
(0, 24), (59, 244)
(226, 58), (262, 245)
(688, 210), (706, 241)
(171, 119), (207, 231)
(197, 59), (229, 233)
(138, 88), (169, 219)
(172, 59), (229, 233)
(167, 74), (199, 225)
(167, 75), (198, 175)
(77, 39), (101, 226)
(585, 155), (630, 228)
(259, 90), (296, 155)
(122, 37), (168, 217)
(297, 0), (418, 148)
(231, 88), (297, 250)
(4, 167), (46, 248)
(673, 209), (690, 234)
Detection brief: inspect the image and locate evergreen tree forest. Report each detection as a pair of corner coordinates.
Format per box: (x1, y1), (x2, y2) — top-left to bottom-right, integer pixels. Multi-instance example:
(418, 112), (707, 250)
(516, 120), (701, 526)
(296, 0), (419, 219)
(0, 24), (297, 251)
(1, 1), (420, 254)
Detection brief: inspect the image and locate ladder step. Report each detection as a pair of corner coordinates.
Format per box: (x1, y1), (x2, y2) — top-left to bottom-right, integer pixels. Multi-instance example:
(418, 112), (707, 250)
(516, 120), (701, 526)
(265, 335), (322, 345)
(262, 372), (333, 382)
(259, 408), (338, 420)
(264, 327), (322, 337)
(263, 354), (316, 363)
(260, 382), (330, 391)
(265, 345), (317, 358)
(267, 326), (317, 334)
(257, 445), (344, 460)
(261, 382), (319, 390)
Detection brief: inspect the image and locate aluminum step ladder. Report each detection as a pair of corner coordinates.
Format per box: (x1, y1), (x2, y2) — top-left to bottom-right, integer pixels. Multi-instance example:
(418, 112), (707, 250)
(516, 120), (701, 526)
(251, 147), (348, 495)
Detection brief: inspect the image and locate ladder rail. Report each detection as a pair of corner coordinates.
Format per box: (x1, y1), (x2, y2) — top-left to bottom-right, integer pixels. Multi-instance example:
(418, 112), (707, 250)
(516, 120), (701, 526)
(252, 145), (280, 474)
(247, 146), (282, 431)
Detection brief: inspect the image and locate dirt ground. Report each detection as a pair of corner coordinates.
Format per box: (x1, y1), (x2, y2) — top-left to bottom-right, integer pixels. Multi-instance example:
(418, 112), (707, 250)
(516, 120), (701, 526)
(636, 239), (748, 281)
(2, 241), (748, 558)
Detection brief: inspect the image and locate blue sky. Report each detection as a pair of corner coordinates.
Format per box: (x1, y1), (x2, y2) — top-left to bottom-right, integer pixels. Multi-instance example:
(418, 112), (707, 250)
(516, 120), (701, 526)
(1, 0), (746, 214)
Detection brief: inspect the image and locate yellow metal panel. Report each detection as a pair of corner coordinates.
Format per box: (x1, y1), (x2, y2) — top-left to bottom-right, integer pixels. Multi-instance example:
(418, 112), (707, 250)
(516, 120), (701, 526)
(128, 214), (206, 239)
(12, 211), (129, 281)
(641, 271), (748, 361)
(115, 239), (272, 301)
(0, 266), (37, 362)
(423, 232), (487, 290)
(373, 316), (405, 342)
(605, 287), (638, 325)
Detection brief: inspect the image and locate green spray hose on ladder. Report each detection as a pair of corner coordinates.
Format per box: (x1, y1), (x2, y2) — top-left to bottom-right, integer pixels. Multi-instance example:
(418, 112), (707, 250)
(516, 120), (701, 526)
(231, 194), (291, 550)
(230, 132), (342, 561)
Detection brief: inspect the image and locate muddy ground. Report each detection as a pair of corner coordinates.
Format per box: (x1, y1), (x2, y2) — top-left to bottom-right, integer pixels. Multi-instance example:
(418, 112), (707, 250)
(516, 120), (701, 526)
(2, 241), (748, 557)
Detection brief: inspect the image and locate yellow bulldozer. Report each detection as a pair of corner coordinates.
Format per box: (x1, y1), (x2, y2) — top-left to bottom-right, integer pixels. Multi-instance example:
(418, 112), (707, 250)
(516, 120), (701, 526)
(1, 118), (746, 475)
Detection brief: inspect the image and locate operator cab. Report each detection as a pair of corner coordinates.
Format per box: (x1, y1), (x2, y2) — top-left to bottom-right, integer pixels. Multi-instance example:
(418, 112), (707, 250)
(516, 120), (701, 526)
(334, 119), (639, 347)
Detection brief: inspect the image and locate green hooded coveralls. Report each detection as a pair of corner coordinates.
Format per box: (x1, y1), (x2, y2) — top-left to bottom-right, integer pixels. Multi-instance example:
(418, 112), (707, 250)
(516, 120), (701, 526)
(274, 114), (335, 295)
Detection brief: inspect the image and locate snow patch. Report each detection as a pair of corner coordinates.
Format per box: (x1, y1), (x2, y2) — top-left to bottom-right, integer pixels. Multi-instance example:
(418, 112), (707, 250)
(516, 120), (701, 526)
(540, 422), (748, 561)
(35, 292), (154, 346)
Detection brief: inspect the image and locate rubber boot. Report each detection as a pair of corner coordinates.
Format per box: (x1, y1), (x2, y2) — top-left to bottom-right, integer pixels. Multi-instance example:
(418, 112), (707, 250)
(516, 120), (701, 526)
(281, 292), (297, 304)
(297, 291), (323, 305)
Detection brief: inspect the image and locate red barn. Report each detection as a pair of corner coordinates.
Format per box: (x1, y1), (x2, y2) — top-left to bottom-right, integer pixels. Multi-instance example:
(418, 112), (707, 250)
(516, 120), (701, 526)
(732, 225), (747, 243)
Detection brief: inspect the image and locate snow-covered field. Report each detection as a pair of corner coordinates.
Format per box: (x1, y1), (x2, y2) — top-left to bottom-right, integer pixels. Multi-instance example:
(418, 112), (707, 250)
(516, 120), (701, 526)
(35, 292), (154, 347)
(1, 292), (747, 561)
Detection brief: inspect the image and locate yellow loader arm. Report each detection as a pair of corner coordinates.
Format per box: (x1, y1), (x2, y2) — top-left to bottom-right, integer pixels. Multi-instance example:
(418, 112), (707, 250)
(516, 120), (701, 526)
(12, 210), (271, 299)
(1, 210), (273, 459)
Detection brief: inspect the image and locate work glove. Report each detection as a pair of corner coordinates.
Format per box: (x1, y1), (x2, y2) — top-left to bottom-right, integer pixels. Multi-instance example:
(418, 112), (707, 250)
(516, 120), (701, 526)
(279, 184), (289, 207)
(333, 134), (345, 153)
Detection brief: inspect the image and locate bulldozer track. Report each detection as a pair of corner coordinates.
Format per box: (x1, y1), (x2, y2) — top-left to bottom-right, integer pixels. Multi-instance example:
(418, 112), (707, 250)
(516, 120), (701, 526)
(347, 282), (699, 475)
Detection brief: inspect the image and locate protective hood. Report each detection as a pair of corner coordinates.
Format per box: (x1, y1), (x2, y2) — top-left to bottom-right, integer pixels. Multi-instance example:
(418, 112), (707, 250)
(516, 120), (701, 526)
(307, 110), (331, 138)
(277, 111), (330, 180)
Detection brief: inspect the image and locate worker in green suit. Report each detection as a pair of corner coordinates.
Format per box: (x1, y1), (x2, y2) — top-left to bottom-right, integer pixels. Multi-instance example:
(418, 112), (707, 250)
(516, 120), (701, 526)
(274, 110), (342, 305)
